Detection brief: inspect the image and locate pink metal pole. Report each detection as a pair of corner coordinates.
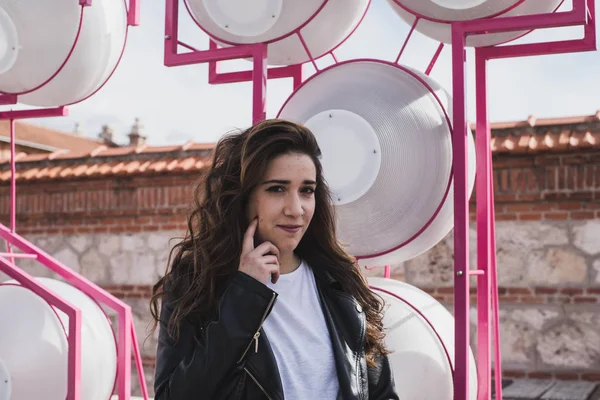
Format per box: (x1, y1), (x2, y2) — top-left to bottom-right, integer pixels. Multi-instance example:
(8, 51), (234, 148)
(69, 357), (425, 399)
(489, 151), (503, 400)
(252, 44), (268, 123)
(0, 95), (17, 106)
(450, 23), (471, 400)
(132, 322), (149, 399)
(128, 0), (141, 26)
(424, 43), (444, 75)
(5, 118), (16, 264)
(475, 50), (492, 400)
(8, 119), (15, 233)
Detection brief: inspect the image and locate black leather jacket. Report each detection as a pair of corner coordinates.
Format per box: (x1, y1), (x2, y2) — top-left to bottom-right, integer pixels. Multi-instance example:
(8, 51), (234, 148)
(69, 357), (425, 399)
(154, 267), (399, 400)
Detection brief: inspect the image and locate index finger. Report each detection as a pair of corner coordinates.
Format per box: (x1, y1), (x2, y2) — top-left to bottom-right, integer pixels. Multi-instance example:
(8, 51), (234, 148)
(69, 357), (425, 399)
(242, 218), (258, 254)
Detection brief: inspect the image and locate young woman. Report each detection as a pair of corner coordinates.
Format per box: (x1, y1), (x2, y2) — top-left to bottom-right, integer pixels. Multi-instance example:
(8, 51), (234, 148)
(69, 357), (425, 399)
(150, 119), (398, 399)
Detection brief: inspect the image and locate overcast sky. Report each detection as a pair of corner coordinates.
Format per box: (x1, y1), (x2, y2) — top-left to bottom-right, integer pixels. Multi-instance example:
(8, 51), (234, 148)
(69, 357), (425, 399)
(23, 1), (600, 146)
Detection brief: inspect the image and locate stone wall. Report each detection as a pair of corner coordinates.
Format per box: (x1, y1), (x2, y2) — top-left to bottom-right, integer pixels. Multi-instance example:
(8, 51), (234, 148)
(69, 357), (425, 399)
(365, 219), (600, 381)
(2, 219), (599, 397)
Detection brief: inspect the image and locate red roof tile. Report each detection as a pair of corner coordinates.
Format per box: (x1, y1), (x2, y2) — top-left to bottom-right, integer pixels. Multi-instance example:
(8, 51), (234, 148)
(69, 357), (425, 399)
(0, 121), (104, 153)
(0, 142), (213, 183)
(472, 112), (600, 155)
(1, 112), (600, 183)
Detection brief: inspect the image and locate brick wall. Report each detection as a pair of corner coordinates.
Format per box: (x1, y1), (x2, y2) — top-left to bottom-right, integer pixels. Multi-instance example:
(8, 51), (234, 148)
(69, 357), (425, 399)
(1, 149), (599, 395)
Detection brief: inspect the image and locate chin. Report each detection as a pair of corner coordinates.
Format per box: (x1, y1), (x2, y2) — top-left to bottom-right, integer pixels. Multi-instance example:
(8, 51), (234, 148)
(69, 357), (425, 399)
(269, 237), (300, 253)
(275, 241), (300, 253)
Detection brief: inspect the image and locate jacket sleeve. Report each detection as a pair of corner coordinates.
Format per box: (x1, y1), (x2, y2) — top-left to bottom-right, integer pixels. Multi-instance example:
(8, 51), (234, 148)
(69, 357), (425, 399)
(368, 353), (400, 400)
(154, 271), (277, 400)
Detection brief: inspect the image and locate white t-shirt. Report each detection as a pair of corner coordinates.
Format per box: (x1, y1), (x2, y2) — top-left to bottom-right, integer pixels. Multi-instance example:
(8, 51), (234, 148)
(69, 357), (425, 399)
(263, 260), (340, 400)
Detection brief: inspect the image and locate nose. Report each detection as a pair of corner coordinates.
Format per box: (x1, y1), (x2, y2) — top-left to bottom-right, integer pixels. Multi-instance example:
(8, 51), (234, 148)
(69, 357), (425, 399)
(283, 193), (304, 217)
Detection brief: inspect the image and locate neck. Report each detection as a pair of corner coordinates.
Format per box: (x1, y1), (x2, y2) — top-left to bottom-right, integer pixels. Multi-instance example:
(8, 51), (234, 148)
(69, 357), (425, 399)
(279, 251), (301, 275)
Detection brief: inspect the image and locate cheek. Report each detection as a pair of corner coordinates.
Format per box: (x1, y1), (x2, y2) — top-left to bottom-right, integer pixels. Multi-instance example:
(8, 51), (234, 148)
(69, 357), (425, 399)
(304, 199), (316, 221)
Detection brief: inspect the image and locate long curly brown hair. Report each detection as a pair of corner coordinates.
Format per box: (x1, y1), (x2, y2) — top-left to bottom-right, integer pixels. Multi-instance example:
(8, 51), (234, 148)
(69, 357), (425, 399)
(150, 119), (388, 366)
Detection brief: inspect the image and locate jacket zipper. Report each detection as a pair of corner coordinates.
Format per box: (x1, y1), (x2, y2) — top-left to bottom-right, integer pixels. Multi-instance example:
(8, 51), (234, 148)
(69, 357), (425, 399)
(238, 292), (277, 363)
(244, 367), (274, 400)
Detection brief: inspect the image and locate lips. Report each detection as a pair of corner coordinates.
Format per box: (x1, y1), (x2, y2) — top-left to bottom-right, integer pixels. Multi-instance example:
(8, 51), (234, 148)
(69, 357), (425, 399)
(278, 225), (302, 233)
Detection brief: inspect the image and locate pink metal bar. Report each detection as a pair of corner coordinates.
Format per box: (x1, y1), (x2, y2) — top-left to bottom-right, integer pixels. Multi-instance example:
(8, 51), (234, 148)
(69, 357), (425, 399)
(0, 106), (68, 120)
(395, 17), (419, 64)
(469, 270), (485, 276)
(474, 51), (492, 400)
(128, 0), (141, 26)
(207, 40), (303, 88)
(118, 310), (133, 398)
(166, 42), (259, 67)
(9, 119), (15, 233)
(0, 95), (17, 105)
(330, 50), (339, 64)
(384, 265), (391, 279)
(298, 32), (319, 72)
(0, 253), (36, 259)
(132, 322), (149, 399)
(424, 43), (444, 75)
(0, 254), (82, 400)
(79, 0), (92, 5)
(252, 44), (268, 124)
(450, 23), (471, 400)
(488, 146), (503, 400)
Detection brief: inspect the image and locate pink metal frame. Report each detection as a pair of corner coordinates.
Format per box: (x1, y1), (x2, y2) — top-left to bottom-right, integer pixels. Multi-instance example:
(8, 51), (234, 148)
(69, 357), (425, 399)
(164, 2), (597, 400)
(0, 2), (147, 400)
(450, 1), (596, 400)
(163, 0), (370, 123)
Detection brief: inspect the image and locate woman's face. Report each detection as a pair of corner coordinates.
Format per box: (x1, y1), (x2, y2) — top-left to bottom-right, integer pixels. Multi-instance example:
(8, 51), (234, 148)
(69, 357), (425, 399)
(246, 152), (317, 254)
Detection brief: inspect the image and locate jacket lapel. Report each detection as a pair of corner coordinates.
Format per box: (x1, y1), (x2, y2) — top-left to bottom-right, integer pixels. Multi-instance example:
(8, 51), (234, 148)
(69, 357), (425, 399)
(313, 268), (367, 400)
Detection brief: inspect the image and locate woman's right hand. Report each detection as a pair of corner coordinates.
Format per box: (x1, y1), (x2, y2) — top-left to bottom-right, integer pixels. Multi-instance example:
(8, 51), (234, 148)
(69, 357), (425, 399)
(238, 218), (281, 285)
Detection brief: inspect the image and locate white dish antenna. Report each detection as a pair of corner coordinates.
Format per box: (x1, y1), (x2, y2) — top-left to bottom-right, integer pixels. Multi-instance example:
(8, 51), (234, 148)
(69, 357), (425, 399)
(185, 0), (370, 65)
(0, 0), (128, 106)
(0, 278), (117, 400)
(278, 60), (475, 265)
(369, 277), (478, 400)
(388, 0), (564, 47)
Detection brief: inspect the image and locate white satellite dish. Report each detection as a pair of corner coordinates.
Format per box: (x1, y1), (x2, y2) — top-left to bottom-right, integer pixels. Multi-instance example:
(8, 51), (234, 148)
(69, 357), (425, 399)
(0, 278), (117, 400)
(368, 277), (478, 400)
(0, 0), (128, 106)
(185, 0), (370, 65)
(278, 59), (475, 265)
(388, 0), (564, 47)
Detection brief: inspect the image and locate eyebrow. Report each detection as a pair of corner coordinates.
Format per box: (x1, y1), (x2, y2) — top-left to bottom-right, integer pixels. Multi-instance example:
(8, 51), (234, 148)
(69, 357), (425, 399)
(262, 179), (317, 185)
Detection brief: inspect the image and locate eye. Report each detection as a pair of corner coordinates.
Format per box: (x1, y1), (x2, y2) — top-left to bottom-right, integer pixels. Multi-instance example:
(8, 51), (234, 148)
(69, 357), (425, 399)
(266, 185), (284, 193)
(301, 187), (316, 195)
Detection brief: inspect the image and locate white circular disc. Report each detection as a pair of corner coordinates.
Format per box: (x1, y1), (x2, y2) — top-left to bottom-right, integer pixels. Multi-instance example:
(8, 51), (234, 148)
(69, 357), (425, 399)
(187, 0), (369, 65)
(203, 0), (283, 36)
(390, 0), (521, 21)
(278, 60), (466, 260)
(368, 278), (478, 400)
(431, 0), (487, 10)
(388, 0), (564, 47)
(0, 284), (68, 400)
(1, 278), (117, 400)
(0, 357), (11, 400)
(34, 278), (118, 400)
(0, 7), (19, 75)
(357, 126), (476, 267)
(4, 0), (128, 106)
(305, 109), (381, 206)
